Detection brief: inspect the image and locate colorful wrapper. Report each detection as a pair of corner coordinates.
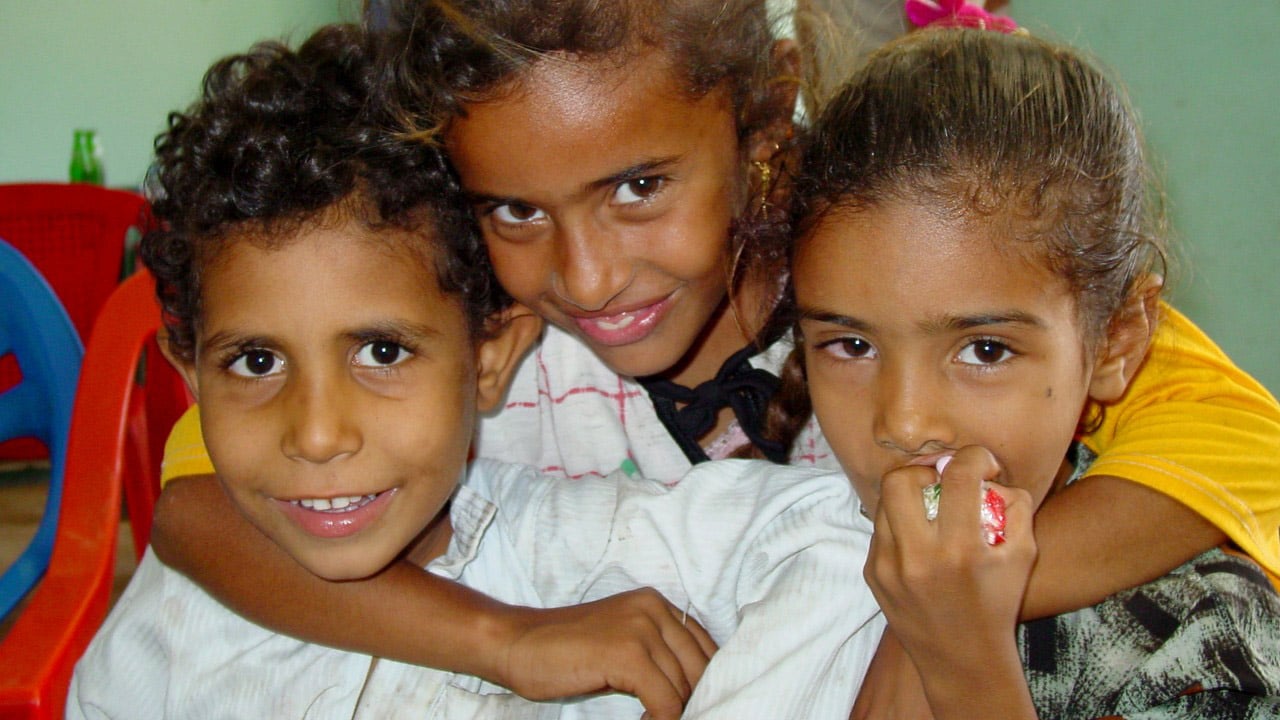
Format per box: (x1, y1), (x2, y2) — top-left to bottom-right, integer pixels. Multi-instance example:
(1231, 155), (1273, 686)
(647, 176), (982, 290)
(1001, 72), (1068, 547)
(922, 482), (1007, 545)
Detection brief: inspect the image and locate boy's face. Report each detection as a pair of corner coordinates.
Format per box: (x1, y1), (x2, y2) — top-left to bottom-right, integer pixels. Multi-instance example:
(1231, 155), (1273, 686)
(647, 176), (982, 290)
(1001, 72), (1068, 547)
(795, 200), (1106, 516)
(446, 49), (748, 382)
(174, 218), (525, 580)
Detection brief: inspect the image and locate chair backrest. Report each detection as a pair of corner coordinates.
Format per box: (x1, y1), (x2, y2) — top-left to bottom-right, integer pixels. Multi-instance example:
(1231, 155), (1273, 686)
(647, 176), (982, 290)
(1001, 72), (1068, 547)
(0, 183), (149, 340)
(0, 239), (83, 620)
(0, 268), (191, 719)
(0, 182), (150, 461)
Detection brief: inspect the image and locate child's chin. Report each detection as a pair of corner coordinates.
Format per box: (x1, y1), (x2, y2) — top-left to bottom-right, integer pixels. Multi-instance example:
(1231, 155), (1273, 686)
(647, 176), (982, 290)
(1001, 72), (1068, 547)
(289, 545), (391, 582)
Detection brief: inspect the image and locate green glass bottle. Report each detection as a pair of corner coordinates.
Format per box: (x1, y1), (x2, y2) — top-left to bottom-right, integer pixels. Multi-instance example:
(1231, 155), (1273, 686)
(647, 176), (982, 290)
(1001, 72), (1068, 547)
(69, 129), (104, 185)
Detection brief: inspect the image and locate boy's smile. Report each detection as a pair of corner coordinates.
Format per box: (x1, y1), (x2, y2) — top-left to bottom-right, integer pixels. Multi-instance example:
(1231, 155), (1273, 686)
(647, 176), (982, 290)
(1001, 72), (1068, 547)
(178, 216), (482, 580)
(446, 49), (753, 387)
(795, 201), (1105, 515)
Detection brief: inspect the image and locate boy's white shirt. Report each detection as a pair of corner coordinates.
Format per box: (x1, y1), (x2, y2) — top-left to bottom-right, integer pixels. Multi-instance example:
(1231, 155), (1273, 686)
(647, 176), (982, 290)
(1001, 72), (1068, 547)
(474, 323), (839, 482)
(68, 458), (883, 719)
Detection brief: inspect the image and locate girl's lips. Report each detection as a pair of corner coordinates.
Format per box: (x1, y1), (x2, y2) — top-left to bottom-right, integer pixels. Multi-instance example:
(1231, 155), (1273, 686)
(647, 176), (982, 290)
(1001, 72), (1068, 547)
(275, 488), (396, 539)
(569, 296), (672, 346)
(908, 453), (955, 473)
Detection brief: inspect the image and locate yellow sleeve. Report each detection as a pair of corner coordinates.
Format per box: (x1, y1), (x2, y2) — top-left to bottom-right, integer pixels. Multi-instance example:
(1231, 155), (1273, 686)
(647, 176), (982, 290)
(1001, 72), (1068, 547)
(160, 404), (215, 487)
(1080, 302), (1280, 579)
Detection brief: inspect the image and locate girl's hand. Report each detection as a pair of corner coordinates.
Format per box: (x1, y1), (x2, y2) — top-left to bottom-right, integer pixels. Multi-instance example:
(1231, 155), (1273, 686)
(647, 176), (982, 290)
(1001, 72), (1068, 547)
(863, 446), (1038, 718)
(496, 588), (718, 720)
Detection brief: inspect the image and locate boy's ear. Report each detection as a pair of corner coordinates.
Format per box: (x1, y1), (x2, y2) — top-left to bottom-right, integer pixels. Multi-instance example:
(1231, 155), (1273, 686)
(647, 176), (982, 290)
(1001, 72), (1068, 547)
(157, 329), (201, 402)
(747, 38), (801, 165)
(1088, 274), (1163, 403)
(475, 304), (542, 413)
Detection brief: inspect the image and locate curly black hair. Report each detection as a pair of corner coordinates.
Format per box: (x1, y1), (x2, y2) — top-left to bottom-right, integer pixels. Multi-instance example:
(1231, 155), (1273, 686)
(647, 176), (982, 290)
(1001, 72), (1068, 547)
(141, 23), (509, 362)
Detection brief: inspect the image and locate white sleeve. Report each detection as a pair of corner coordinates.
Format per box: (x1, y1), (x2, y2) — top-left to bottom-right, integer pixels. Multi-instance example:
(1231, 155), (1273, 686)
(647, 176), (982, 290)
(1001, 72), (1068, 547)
(681, 463), (885, 719)
(67, 550), (387, 719)
(459, 459), (884, 720)
(66, 551), (174, 719)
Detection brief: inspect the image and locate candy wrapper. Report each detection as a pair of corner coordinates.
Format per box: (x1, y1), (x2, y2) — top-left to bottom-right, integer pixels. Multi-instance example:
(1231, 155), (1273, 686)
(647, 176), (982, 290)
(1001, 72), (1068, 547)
(922, 481), (1007, 545)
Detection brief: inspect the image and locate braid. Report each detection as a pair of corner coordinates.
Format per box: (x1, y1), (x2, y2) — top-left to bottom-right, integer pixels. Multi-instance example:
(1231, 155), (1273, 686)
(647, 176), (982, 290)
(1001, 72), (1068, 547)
(732, 343), (812, 460)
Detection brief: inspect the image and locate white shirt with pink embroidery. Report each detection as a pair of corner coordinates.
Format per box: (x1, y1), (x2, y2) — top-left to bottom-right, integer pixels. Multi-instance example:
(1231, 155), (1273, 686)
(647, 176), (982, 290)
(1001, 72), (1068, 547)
(473, 324), (837, 482)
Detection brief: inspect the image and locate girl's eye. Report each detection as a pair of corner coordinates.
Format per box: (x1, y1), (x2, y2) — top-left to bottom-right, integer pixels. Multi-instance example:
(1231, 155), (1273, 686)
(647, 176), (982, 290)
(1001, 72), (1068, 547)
(227, 349), (283, 378)
(956, 339), (1015, 366)
(353, 341), (412, 368)
(612, 177), (664, 205)
(816, 336), (877, 360)
(491, 202), (546, 225)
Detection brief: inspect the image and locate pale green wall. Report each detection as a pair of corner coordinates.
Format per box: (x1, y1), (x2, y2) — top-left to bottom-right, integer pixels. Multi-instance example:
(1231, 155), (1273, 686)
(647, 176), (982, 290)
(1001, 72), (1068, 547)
(1012, 1), (1279, 395)
(4, 1), (1277, 395)
(1, 1), (351, 189)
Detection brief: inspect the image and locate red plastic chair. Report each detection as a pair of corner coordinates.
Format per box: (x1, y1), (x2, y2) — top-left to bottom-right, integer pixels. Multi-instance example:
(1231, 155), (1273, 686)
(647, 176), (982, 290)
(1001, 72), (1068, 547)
(0, 269), (191, 719)
(0, 182), (151, 461)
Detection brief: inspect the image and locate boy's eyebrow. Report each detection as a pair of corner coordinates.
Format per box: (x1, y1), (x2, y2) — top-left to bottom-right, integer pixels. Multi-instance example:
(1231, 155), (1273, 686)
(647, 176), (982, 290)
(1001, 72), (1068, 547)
(199, 331), (271, 357)
(465, 156), (682, 206)
(345, 319), (444, 342)
(198, 320), (445, 355)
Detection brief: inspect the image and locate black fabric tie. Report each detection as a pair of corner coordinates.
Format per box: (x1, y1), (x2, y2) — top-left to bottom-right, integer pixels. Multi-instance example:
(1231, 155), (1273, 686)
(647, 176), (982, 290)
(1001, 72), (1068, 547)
(639, 344), (788, 465)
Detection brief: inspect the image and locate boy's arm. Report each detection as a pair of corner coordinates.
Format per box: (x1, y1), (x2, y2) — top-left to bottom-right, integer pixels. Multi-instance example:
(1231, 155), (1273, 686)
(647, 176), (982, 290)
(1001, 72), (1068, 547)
(150, 473), (714, 719)
(1022, 475), (1225, 619)
(1021, 303), (1280, 620)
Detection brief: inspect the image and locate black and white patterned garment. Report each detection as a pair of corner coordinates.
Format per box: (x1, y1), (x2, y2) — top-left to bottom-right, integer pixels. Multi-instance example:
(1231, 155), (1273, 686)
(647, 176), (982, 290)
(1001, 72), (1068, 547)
(1019, 446), (1280, 718)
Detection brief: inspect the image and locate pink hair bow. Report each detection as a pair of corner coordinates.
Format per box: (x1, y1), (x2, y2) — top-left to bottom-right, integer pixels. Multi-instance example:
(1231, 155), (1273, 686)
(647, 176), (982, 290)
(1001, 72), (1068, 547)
(904, 0), (1019, 33)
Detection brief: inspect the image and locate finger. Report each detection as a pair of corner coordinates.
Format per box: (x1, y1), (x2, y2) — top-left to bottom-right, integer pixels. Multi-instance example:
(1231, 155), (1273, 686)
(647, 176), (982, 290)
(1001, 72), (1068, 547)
(942, 446), (1002, 486)
(663, 603), (718, 681)
(878, 465), (936, 542)
(865, 496), (907, 601)
(620, 642), (687, 720)
(993, 485), (1035, 546)
(615, 599), (697, 702)
(935, 447), (999, 544)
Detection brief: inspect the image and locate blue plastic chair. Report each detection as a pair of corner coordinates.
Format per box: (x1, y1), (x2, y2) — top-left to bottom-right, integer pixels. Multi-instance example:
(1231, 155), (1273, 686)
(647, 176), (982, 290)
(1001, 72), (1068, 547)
(0, 238), (83, 620)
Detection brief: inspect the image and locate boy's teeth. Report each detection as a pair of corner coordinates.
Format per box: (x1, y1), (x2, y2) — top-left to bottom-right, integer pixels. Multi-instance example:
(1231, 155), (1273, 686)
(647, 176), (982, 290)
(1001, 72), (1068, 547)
(295, 494), (376, 512)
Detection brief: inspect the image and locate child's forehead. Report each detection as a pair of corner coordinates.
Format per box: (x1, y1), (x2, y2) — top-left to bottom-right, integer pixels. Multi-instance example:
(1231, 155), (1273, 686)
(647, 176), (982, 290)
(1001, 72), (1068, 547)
(476, 45), (720, 119)
(198, 219), (468, 330)
(809, 197), (1050, 266)
(208, 211), (445, 289)
(799, 201), (1075, 315)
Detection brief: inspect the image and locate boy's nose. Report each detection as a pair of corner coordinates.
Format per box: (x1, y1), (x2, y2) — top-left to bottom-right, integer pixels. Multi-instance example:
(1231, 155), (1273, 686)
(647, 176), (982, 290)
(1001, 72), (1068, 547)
(551, 222), (634, 312)
(280, 374), (362, 464)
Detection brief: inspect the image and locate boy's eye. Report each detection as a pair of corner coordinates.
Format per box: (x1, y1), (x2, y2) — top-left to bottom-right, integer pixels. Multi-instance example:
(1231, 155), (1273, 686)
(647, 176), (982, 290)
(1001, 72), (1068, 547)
(956, 339), (1014, 366)
(491, 202), (546, 225)
(353, 341), (412, 368)
(228, 349), (283, 378)
(816, 336), (877, 360)
(613, 176), (664, 205)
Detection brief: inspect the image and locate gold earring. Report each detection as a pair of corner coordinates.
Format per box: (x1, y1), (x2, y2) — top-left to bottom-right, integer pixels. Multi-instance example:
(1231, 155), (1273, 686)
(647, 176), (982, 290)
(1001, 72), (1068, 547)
(753, 160), (772, 215)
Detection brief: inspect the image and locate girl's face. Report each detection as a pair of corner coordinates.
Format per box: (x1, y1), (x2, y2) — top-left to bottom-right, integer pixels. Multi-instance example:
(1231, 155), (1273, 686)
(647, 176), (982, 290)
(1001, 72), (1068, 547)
(795, 200), (1104, 515)
(173, 219), (521, 581)
(446, 49), (749, 381)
